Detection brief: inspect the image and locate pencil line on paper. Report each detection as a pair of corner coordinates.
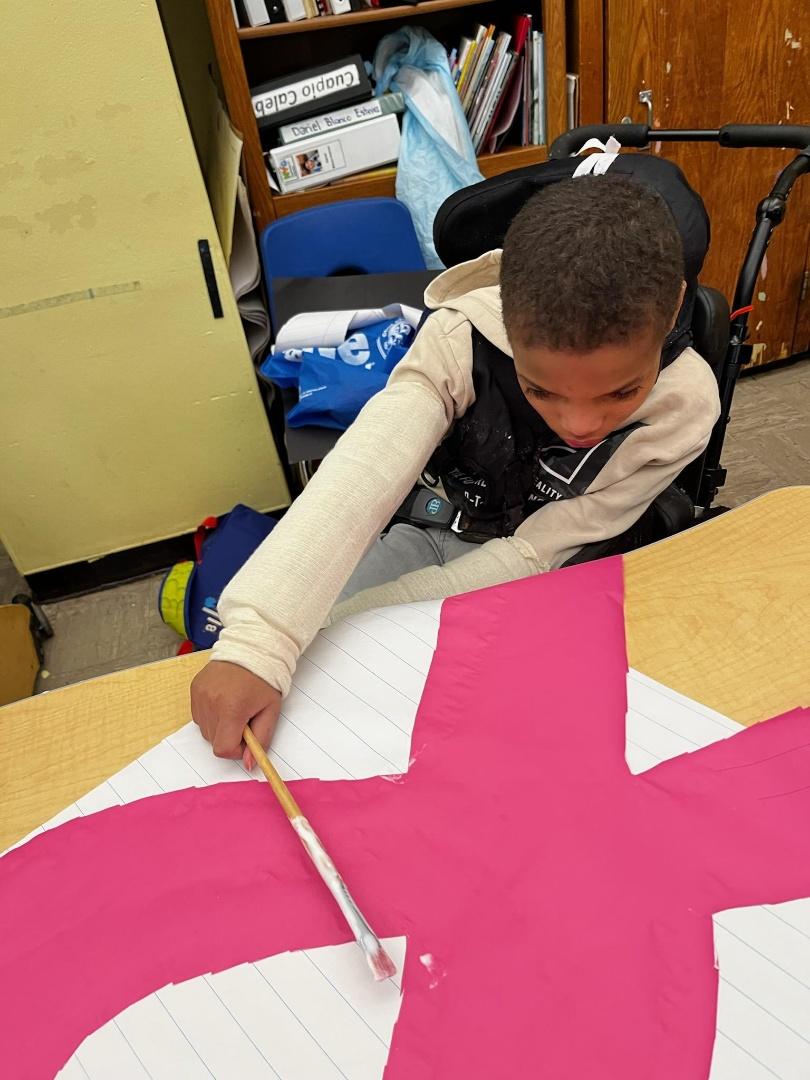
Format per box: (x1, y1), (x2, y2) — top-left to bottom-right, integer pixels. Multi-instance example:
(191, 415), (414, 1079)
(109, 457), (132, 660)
(301, 950), (389, 1048)
(154, 993), (217, 1078)
(202, 975), (284, 1078)
(354, 609), (437, 648)
(252, 963), (351, 1080)
(716, 925), (810, 990)
(112, 1018), (156, 1079)
(294, 659), (409, 750)
(311, 637), (421, 706)
(328, 621), (428, 676)
(302, 656), (412, 734)
(713, 1030), (783, 1079)
(720, 975), (810, 1044)
(278, 712), (357, 779)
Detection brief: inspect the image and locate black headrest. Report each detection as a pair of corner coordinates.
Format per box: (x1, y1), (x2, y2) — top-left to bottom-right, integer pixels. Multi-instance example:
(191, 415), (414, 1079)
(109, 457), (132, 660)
(433, 154), (711, 364)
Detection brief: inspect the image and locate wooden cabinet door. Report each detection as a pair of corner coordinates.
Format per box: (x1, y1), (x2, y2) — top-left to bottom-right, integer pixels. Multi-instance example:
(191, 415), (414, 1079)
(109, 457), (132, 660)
(0, 0), (289, 573)
(606, 0), (810, 366)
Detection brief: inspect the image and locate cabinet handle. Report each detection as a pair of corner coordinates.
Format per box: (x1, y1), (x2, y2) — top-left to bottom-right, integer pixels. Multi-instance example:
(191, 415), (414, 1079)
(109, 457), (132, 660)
(198, 239), (224, 319)
(620, 89), (654, 149)
(638, 89), (654, 128)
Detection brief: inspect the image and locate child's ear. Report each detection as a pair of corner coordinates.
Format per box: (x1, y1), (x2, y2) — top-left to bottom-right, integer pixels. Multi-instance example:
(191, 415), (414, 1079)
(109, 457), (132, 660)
(670, 280), (687, 329)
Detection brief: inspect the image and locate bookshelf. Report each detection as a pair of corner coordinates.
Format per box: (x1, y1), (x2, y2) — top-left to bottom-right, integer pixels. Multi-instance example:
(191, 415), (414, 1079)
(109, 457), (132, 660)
(204, 0), (567, 232)
(237, 0), (494, 38)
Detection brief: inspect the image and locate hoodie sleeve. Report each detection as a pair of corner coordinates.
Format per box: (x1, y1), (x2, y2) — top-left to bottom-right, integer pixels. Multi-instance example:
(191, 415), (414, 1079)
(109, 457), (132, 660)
(328, 349), (719, 620)
(210, 311), (475, 695)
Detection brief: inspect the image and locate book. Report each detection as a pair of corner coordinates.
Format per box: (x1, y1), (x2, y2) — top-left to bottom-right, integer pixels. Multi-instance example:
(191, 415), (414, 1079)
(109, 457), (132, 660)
(268, 113), (401, 193)
(532, 31), (546, 144)
(281, 0), (306, 19)
(522, 16), (533, 144)
(456, 24), (486, 102)
(461, 25), (495, 113)
(277, 92), (405, 143)
(468, 31), (511, 135)
(330, 0), (352, 11)
(251, 55), (373, 136)
(472, 50), (515, 151)
(482, 53), (524, 154)
(242, 0), (270, 24)
(452, 38), (473, 86)
(482, 12), (531, 153)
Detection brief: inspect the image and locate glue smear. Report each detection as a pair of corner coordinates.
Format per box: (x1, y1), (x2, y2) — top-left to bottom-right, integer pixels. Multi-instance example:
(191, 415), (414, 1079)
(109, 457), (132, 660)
(419, 952), (446, 990)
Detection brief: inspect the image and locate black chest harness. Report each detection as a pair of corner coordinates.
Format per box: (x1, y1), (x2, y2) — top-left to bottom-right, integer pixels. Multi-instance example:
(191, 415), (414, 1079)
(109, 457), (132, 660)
(424, 330), (650, 544)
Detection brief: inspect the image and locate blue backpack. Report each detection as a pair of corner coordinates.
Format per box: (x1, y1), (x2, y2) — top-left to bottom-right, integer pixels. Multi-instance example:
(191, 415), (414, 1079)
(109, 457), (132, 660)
(159, 504), (277, 651)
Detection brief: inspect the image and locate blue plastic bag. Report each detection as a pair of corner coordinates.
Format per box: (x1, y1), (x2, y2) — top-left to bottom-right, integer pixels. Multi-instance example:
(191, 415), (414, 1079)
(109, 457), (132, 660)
(260, 316), (415, 430)
(374, 27), (483, 268)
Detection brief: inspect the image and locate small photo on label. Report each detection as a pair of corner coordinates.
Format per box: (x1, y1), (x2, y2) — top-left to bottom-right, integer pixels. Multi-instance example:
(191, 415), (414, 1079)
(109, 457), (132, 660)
(295, 149), (323, 177)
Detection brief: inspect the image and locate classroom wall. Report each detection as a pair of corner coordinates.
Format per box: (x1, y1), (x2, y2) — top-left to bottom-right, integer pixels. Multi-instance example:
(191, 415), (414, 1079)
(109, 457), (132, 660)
(0, 0), (289, 574)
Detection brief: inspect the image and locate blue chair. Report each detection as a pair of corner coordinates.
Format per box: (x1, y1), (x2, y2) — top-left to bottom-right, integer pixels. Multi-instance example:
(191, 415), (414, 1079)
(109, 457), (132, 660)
(259, 197), (426, 329)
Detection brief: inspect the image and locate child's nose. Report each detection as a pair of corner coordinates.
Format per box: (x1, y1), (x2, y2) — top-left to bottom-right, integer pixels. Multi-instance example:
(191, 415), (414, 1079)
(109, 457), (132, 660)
(563, 408), (603, 438)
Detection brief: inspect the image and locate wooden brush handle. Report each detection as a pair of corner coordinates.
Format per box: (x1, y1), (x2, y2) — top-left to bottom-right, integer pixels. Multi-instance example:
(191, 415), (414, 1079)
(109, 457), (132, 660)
(243, 726), (302, 821)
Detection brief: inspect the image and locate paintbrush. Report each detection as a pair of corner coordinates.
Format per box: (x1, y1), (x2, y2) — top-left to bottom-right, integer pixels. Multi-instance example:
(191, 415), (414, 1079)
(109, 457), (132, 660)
(243, 726), (397, 982)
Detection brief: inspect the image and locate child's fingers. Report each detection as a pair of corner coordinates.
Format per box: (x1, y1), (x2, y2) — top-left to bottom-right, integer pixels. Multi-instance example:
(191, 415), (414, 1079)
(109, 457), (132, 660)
(246, 701), (280, 762)
(212, 712), (248, 760)
(243, 747), (255, 773)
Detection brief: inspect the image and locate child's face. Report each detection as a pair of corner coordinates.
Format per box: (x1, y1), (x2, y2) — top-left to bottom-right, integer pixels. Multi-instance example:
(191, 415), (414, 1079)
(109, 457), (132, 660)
(512, 323), (664, 448)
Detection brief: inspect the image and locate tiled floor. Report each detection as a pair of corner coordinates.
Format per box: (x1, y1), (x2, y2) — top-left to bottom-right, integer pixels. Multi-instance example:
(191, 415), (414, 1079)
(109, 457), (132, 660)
(2, 360), (809, 694)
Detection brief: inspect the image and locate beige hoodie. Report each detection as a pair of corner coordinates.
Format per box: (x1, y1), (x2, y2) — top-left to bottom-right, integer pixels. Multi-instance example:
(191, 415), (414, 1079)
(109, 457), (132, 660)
(212, 250), (720, 694)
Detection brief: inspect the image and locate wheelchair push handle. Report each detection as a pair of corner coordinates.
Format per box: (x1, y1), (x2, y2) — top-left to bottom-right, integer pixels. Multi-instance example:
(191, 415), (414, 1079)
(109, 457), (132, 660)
(718, 124), (810, 150)
(550, 123), (810, 159)
(549, 124), (649, 157)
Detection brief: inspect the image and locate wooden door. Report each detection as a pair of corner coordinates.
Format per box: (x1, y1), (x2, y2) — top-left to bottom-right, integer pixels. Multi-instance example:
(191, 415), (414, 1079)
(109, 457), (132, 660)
(606, 0), (810, 366)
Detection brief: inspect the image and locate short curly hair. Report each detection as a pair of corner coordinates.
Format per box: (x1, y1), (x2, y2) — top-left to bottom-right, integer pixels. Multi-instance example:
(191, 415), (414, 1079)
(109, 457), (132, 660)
(500, 173), (684, 351)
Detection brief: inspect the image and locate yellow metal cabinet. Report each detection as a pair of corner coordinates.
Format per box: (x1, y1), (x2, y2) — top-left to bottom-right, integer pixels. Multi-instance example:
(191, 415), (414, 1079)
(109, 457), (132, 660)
(0, 1), (289, 574)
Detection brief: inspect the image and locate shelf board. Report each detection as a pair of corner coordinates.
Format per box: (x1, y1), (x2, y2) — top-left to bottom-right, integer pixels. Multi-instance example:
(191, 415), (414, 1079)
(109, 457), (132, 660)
(238, 0), (492, 39)
(270, 143), (547, 217)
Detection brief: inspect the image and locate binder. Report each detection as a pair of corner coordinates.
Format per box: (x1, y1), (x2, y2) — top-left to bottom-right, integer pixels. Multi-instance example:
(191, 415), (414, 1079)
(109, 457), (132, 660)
(268, 113), (400, 193)
(252, 55), (372, 136)
(277, 92), (404, 144)
(281, 0), (306, 19)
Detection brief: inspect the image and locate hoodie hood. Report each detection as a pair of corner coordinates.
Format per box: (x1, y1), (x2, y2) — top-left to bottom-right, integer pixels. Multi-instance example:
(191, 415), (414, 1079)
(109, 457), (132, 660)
(424, 250), (512, 355)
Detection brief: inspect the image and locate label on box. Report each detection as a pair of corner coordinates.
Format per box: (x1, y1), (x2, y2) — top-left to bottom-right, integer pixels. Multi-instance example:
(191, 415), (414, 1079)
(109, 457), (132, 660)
(275, 140), (347, 184)
(252, 64), (361, 121)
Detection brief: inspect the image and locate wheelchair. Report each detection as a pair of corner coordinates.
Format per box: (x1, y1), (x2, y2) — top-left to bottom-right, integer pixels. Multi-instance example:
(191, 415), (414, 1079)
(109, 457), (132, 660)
(425, 122), (810, 561)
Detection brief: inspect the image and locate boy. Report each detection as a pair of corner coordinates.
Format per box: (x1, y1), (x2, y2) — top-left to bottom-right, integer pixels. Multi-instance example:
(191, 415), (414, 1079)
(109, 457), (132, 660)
(191, 174), (720, 767)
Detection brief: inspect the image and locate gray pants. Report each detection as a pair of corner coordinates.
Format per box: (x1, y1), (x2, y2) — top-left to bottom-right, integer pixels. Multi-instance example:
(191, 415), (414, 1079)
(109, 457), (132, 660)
(338, 524), (474, 602)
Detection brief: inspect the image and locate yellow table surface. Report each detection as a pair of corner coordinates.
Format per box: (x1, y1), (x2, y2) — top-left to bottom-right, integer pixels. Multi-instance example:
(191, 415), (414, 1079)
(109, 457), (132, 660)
(2, 487), (809, 851)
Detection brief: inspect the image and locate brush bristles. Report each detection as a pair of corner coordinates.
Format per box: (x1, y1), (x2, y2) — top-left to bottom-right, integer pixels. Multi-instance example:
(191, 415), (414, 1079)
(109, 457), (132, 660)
(363, 940), (397, 982)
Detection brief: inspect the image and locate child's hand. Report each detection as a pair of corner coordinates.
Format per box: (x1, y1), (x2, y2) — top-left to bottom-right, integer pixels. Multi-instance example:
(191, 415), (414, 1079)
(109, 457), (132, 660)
(190, 660), (281, 772)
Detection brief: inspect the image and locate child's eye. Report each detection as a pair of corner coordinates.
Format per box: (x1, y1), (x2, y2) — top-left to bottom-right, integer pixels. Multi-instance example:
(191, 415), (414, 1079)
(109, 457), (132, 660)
(524, 386), (551, 400)
(611, 386), (640, 401)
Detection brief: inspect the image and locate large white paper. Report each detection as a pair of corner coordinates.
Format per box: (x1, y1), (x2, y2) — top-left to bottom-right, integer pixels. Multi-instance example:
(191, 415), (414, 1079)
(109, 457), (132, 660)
(6, 599), (807, 1078)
